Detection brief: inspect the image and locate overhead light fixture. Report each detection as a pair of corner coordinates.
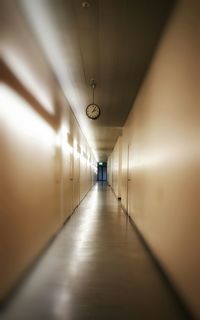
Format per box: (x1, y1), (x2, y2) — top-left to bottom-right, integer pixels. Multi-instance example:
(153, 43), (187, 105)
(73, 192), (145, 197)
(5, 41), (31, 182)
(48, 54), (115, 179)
(82, 1), (91, 9)
(86, 79), (101, 120)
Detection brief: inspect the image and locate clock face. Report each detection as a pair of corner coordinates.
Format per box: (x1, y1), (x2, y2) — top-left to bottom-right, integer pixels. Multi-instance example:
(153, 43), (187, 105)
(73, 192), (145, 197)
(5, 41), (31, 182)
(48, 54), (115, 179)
(86, 103), (101, 120)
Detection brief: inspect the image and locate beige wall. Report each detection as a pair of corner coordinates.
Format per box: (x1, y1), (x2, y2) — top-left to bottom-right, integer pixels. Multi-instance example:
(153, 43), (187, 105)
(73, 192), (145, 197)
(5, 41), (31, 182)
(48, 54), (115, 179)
(0, 1), (96, 299)
(109, 0), (200, 318)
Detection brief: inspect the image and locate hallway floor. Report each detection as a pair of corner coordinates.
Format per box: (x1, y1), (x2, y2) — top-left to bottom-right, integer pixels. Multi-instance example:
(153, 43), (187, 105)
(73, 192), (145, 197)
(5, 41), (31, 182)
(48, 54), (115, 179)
(1, 183), (189, 320)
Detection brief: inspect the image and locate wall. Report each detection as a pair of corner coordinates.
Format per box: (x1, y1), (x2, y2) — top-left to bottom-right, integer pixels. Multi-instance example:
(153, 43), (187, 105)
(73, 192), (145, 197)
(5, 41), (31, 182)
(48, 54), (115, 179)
(0, 1), (96, 300)
(109, 0), (200, 318)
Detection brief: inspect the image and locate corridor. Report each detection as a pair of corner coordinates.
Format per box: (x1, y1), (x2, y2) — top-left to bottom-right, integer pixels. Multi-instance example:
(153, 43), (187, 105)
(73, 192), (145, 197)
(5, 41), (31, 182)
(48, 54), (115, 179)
(1, 183), (189, 320)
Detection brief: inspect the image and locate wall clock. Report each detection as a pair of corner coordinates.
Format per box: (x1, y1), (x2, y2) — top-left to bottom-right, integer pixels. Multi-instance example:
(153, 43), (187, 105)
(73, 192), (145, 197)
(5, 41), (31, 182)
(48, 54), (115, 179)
(86, 79), (101, 120)
(86, 103), (101, 120)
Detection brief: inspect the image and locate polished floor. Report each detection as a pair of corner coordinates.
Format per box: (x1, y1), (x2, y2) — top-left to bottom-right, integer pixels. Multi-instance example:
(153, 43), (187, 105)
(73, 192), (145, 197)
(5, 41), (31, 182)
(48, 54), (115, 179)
(1, 183), (190, 320)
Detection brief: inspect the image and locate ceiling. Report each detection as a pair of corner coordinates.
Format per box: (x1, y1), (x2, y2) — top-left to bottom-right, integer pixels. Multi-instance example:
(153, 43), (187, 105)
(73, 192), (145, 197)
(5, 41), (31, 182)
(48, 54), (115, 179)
(19, 0), (174, 161)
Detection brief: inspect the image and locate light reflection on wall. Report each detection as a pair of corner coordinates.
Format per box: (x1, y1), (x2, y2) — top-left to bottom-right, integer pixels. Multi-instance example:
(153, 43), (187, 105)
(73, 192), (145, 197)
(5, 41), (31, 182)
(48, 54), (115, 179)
(132, 144), (198, 172)
(65, 142), (97, 173)
(0, 83), (55, 148)
(66, 143), (74, 155)
(1, 51), (55, 115)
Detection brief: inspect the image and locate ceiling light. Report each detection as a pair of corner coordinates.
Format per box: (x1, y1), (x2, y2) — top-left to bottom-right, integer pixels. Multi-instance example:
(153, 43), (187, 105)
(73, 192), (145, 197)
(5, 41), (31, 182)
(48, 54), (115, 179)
(82, 2), (91, 9)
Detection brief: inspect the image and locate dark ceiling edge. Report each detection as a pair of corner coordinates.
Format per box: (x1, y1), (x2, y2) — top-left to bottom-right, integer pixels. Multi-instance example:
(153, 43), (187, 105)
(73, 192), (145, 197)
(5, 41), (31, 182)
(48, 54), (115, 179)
(15, 0), (99, 162)
(123, 0), (177, 126)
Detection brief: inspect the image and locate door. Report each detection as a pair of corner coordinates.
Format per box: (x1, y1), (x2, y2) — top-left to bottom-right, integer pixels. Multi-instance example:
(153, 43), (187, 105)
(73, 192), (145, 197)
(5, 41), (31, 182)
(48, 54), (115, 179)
(127, 143), (134, 218)
(61, 143), (74, 222)
(72, 150), (80, 209)
(97, 162), (107, 181)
